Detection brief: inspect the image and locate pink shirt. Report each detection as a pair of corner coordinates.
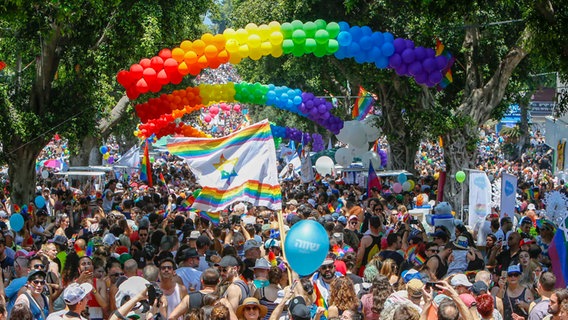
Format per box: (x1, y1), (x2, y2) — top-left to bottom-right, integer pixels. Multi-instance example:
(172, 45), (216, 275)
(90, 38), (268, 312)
(361, 293), (379, 320)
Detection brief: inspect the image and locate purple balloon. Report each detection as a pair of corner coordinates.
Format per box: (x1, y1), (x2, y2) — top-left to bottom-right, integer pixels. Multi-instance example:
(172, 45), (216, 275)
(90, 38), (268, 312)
(381, 42), (395, 56)
(321, 112), (330, 119)
(405, 39), (415, 49)
(408, 61), (423, 76)
(310, 108), (319, 116)
(395, 64), (408, 76)
(429, 71), (443, 84)
(435, 55), (448, 69)
(299, 104), (307, 113)
(425, 48), (436, 58)
(393, 38), (406, 53)
(401, 49), (415, 64)
(414, 46), (426, 61)
(318, 104), (327, 113)
(305, 100), (314, 108)
(108, 157), (115, 164)
(379, 149), (388, 167)
(422, 58), (436, 73)
(388, 53), (402, 68)
(415, 72), (428, 84)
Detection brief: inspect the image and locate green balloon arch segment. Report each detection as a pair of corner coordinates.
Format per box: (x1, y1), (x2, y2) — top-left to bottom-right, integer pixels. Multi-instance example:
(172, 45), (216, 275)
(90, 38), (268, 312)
(117, 20), (454, 100)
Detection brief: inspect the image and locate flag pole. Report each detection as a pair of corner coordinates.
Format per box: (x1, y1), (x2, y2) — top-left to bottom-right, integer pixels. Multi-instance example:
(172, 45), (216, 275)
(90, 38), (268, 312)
(276, 209), (292, 283)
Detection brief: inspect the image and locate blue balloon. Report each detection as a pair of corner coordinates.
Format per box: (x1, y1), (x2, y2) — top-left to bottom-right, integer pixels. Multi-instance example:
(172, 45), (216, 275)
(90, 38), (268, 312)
(10, 214), (24, 232)
(398, 173), (408, 184)
(284, 220), (329, 276)
(34, 195), (46, 208)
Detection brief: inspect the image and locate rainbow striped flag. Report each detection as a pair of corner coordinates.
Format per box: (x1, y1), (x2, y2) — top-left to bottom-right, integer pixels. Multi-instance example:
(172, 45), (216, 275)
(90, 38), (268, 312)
(314, 281), (328, 317)
(140, 141), (153, 187)
(198, 210), (220, 225)
(352, 86), (375, 121)
(327, 203), (335, 213)
(167, 120), (282, 212)
(435, 39), (456, 91)
(159, 172), (166, 185)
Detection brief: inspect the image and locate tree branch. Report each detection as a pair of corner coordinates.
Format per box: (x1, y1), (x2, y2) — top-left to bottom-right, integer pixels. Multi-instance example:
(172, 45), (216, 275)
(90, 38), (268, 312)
(462, 23), (481, 96)
(98, 95), (130, 136)
(90, 10), (118, 51)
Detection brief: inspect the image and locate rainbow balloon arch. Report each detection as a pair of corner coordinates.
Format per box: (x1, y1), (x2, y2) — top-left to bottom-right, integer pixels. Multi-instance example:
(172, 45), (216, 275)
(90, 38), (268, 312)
(119, 19), (453, 144)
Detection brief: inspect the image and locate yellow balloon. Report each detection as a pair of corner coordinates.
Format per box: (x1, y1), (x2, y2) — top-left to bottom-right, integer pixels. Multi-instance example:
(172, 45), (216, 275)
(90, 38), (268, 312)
(235, 28), (249, 43)
(238, 44), (250, 58)
(269, 31), (284, 46)
(172, 47), (185, 62)
(247, 34), (262, 48)
(260, 42), (273, 55)
(258, 24), (271, 40)
(225, 39), (239, 53)
(271, 45), (283, 58)
(229, 54), (242, 64)
(268, 21), (281, 32)
(249, 48), (262, 60)
(245, 23), (258, 31)
(180, 40), (192, 52)
(103, 153), (110, 160)
(201, 33), (214, 43)
(223, 28), (237, 39)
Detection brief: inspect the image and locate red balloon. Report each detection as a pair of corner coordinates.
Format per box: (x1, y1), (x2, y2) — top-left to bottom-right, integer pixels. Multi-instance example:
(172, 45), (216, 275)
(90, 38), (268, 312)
(136, 78), (149, 93)
(156, 70), (169, 85)
(140, 58), (151, 68)
(116, 70), (130, 86)
(150, 56), (164, 72)
(149, 82), (161, 93)
(163, 58), (179, 75)
(126, 87), (140, 100)
(142, 68), (157, 83)
(158, 49), (172, 60)
(209, 106), (219, 115)
(170, 72), (183, 85)
(130, 64), (144, 81)
(233, 105), (241, 112)
(204, 115), (212, 123)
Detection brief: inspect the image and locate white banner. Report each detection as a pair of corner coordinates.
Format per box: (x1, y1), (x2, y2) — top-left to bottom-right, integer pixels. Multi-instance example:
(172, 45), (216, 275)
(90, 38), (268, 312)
(500, 173), (518, 218)
(468, 171), (492, 227)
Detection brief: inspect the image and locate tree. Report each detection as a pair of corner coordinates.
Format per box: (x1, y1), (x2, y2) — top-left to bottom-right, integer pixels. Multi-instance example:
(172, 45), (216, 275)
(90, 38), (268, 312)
(0, 0), (212, 206)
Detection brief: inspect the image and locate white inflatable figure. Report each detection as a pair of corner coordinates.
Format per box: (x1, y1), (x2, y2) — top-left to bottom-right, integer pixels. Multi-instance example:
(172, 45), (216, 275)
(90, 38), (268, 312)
(426, 202), (457, 240)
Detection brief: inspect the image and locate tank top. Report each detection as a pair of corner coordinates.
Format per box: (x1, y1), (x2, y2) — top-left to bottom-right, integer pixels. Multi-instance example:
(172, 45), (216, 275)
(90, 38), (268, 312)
(361, 235), (381, 267)
(258, 287), (278, 320)
(86, 278), (103, 320)
(503, 287), (528, 317)
(23, 292), (49, 320)
(428, 255), (448, 280)
(165, 283), (182, 320)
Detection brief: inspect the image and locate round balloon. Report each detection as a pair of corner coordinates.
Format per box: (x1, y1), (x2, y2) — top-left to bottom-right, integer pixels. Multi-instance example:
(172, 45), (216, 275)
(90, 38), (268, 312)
(392, 182), (403, 193)
(455, 171), (466, 183)
(34, 195), (46, 208)
(41, 170), (49, 179)
(284, 220), (330, 276)
(402, 181), (411, 191)
(334, 147), (353, 168)
(10, 214), (24, 232)
(398, 173), (407, 183)
(315, 156), (335, 175)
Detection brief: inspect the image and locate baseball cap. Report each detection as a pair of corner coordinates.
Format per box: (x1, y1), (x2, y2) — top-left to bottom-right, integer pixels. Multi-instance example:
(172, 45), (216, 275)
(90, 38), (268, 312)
(217, 255), (239, 267)
(402, 269), (422, 283)
(470, 281), (489, 295)
(459, 293), (477, 307)
(451, 274), (473, 287)
(115, 276), (150, 308)
(520, 216), (533, 225)
(264, 238), (280, 249)
(520, 238), (535, 247)
(177, 248), (199, 261)
(507, 264), (522, 275)
(286, 214), (301, 225)
(243, 239), (262, 252)
(189, 231), (201, 240)
(287, 199), (299, 206)
(527, 203), (536, 210)
(348, 215), (358, 221)
(64, 283), (93, 305)
(307, 199), (316, 207)
(321, 253), (336, 266)
(289, 296), (310, 320)
(337, 216), (347, 225)
(28, 269), (47, 280)
(331, 213), (339, 221)
(430, 230), (448, 239)
(49, 235), (68, 246)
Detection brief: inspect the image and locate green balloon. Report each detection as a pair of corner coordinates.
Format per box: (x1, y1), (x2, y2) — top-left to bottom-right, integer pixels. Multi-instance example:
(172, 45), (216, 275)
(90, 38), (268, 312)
(150, 156), (155, 163)
(303, 21), (317, 38)
(314, 44), (327, 57)
(326, 22), (340, 38)
(292, 29), (306, 44)
(314, 19), (327, 30)
(304, 39), (317, 53)
(455, 171), (466, 183)
(314, 29), (329, 44)
(291, 20), (304, 30)
(282, 39), (295, 54)
(326, 39), (339, 54)
(292, 45), (305, 57)
(281, 23), (294, 38)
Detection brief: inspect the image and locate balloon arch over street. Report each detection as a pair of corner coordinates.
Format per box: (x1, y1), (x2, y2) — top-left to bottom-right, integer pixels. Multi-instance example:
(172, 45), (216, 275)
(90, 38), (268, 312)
(117, 19), (453, 141)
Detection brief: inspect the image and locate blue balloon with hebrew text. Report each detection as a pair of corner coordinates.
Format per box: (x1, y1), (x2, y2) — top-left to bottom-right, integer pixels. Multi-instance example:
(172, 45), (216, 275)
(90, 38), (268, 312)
(284, 220), (329, 276)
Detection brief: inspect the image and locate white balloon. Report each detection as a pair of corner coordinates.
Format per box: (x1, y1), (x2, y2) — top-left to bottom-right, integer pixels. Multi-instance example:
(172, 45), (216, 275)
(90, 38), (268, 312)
(346, 121), (367, 148)
(336, 121), (354, 145)
(315, 156), (335, 175)
(334, 148), (353, 168)
(41, 171), (49, 179)
(361, 151), (380, 168)
(362, 118), (381, 142)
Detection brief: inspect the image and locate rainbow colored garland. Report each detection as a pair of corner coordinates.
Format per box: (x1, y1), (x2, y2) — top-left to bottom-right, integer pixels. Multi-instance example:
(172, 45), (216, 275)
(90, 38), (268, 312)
(134, 82), (344, 138)
(117, 20), (452, 101)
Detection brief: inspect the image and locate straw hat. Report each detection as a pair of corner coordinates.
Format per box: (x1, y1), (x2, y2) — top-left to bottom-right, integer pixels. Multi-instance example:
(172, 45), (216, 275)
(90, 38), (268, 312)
(236, 297), (268, 318)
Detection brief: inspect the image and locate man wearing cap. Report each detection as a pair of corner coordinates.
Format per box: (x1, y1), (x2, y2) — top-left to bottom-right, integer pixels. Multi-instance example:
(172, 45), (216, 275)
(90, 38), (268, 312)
(250, 258), (271, 291)
(342, 215), (360, 251)
(311, 254), (341, 307)
(157, 257), (187, 320)
(186, 231), (201, 249)
(519, 217), (534, 240)
(175, 248), (202, 292)
(59, 282), (94, 319)
(218, 255), (250, 311)
(488, 231), (521, 274)
(14, 269), (50, 319)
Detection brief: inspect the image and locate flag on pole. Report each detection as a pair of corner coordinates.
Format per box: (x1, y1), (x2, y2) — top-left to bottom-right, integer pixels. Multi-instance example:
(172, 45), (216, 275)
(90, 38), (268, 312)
(167, 120), (282, 212)
(159, 172), (166, 185)
(500, 173), (518, 218)
(367, 161), (381, 198)
(198, 211), (220, 225)
(352, 86), (375, 121)
(140, 142), (153, 187)
(116, 145), (140, 168)
(435, 38), (456, 91)
(549, 228), (568, 288)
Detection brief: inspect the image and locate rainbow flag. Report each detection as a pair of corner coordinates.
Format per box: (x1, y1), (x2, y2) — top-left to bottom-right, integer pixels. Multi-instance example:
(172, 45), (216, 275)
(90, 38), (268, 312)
(268, 251), (277, 266)
(335, 201), (343, 213)
(435, 38), (456, 91)
(327, 203), (335, 213)
(352, 86), (374, 121)
(159, 172), (166, 185)
(549, 228), (568, 288)
(167, 120), (282, 212)
(198, 210), (220, 225)
(314, 281), (328, 317)
(140, 142), (153, 187)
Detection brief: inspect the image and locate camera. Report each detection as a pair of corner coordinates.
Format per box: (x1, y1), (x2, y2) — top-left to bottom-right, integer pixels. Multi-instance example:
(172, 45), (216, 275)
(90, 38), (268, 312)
(409, 219), (419, 224)
(146, 282), (163, 305)
(231, 215), (241, 225)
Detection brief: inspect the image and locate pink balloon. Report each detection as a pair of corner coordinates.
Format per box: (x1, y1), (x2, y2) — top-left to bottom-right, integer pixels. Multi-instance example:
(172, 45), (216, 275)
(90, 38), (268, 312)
(209, 106), (219, 115)
(393, 182), (403, 193)
(233, 105), (241, 112)
(204, 115), (212, 123)
(220, 103), (229, 111)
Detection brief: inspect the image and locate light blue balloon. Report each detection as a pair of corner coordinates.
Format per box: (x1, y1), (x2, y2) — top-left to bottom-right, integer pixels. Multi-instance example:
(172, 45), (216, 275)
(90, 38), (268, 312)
(34, 195), (46, 208)
(284, 220), (329, 276)
(10, 214), (24, 232)
(398, 173), (408, 184)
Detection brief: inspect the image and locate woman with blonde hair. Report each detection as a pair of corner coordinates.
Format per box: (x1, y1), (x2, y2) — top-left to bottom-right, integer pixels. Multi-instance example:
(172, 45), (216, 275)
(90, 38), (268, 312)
(54, 213), (69, 237)
(361, 275), (393, 320)
(379, 259), (399, 285)
(328, 277), (359, 315)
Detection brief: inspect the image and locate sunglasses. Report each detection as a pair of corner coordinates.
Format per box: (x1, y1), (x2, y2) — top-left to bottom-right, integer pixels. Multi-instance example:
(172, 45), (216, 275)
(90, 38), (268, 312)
(428, 249), (439, 253)
(160, 265), (174, 271)
(350, 221), (357, 225)
(508, 273), (521, 278)
(321, 264), (335, 270)
(111, 272), (125, 277)
(32, 279), (46, 285)
(34, 264), (45, 270)
(244, 306), (259, 311)
(218, 267), (230, 272)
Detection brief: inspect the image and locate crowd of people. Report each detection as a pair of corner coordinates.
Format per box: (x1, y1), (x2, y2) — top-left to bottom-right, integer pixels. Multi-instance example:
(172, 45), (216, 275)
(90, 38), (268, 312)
(0, 119), (565, 320)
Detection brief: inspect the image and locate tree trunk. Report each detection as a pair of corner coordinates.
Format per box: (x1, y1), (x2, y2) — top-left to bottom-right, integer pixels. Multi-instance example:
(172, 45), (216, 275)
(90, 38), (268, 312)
(442, 125), (478, 213)
(70, 135), (102, 166)
(8, 142), (45, 207)
(518, 96), (531, 158)
(389, 139), (418, 172)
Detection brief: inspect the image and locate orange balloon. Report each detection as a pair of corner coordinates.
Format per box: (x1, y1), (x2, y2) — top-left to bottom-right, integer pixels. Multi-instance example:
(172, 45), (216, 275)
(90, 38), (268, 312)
(201, 33), (214, 43)
(204, 45), (218, 59)
(197, 55), (208, 68)
(184, 51), (198, 65)
(191, 40), (206, 55)
(188, 65), (201, 76)
(218, 50), (230, 64)
(180, 40), (192, 51)
(212, 34), (226, 50)
(172, 48), (185, 62)
(177, 62), (190, 75)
